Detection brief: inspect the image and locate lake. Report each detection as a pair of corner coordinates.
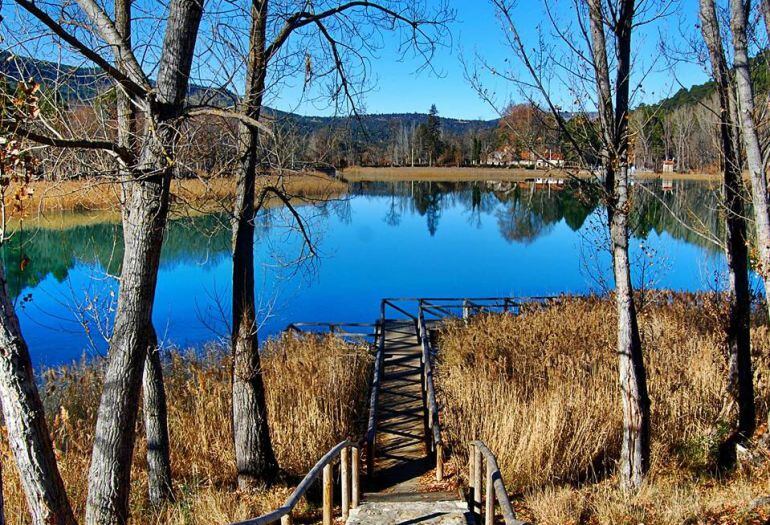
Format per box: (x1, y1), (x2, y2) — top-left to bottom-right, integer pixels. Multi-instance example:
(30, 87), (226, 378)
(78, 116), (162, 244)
(6, 178), (735, 367)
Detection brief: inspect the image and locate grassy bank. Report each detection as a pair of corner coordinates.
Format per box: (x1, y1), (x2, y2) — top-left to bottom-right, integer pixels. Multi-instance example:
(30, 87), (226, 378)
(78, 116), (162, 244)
(13, 172), (347, 216)
(344, 166), (721, 182)
(436, 294), (770, 524)
(1, 333), (372, 524)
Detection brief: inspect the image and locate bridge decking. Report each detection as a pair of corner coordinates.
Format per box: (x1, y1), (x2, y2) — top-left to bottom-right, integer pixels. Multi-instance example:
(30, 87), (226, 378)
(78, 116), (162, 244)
(368, 319), (430, 495)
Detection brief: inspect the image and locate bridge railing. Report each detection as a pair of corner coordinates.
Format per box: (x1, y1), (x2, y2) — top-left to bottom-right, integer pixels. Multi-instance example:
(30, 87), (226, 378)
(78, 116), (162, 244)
(417, 300), (444, 481)
(364, 320), (385, 478)
(230, 440), (360, 525)
(285, 322), (379, 343)
(420, 296), (554, 320)
(469, 441), (528, 525)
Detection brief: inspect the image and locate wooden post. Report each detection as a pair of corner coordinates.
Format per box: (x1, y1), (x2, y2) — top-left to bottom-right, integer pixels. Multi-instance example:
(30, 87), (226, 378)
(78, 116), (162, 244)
(473, 446), (482, 517)
(366, 440), (374, 479)
(341, 447), (350, 519)
(485, 460), (494, 525)
(436, 442), (444, 481)
(281, 514), (292, 525)
(352, 447), (360, 508)
(323, 463), (333, 525)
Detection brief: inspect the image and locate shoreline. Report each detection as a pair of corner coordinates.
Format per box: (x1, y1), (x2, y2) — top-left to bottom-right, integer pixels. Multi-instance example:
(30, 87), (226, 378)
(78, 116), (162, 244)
(342, 165), (722, 182)
(9, 172), (347, 229)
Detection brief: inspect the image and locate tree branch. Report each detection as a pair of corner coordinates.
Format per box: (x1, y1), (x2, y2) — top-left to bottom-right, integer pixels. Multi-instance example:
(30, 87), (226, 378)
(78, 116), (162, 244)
(266, 1), (431, 62)
(5, 121), (135, 165)
(183, 106), (274, 137)
(14, 0), (149, 100)
(255, 186), (317, 257)
(74, 0), (151, 91)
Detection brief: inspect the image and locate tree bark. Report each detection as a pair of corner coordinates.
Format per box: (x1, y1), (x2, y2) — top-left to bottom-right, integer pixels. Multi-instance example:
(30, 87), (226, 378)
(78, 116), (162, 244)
(730, 0), (770, 318)
(114, 0), (174, 503)
(586, 0), (651, 491)
(700, 0), (755, 441)
(0, 263), (75, 524)
(143, 328), (173, 503)
(231, 0), (278, 489)
(85, 2), (203, 523)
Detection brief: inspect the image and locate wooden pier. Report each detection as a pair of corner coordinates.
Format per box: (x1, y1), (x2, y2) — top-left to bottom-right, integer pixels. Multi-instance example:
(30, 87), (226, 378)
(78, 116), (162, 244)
(232, 297), (537, 525)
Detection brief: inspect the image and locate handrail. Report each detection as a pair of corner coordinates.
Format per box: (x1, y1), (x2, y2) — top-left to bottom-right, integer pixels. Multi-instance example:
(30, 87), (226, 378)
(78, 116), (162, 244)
(381, 298), (418, 320)
(364, 320), (385, 477)
(417, 300), (444, 481)
(230, 440), (360, 525)
(285, 322), (378, 341)
(470, 441), (528, 525)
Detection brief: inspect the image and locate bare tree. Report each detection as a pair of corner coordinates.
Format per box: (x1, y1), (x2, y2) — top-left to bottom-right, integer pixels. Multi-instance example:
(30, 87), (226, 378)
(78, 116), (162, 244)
(0, 85), (76, 524)
(477, 0), (652, 490)
(227, 0), (450, 487)
(730, 0), (770, 318)
(5, 0), (206, 521)
(699, 0), (755, 444)
(114, 0), (174, 504)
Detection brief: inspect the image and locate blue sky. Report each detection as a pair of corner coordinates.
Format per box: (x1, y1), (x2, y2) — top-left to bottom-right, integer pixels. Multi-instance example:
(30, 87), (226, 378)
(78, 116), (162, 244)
(2, 0), (713, 120)
(274, 0), (712, 120)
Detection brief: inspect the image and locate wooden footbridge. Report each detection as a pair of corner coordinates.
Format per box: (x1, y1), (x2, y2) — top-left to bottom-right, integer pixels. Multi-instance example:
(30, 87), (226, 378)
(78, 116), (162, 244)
(234, 298), (541, 525)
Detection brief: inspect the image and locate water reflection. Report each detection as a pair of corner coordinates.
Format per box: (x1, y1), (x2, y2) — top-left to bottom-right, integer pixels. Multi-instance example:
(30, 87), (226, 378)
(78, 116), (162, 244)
(6, 179), (726, 365)
(351, 179), (722, 250)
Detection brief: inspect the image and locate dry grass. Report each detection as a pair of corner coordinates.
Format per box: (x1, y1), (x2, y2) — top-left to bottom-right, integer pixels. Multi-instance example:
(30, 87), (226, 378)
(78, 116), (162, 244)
(436, 294), (770, 524)
(0, 332), (372, 524)
(343, 166), (721, 182)
(12, 173), (347, 216)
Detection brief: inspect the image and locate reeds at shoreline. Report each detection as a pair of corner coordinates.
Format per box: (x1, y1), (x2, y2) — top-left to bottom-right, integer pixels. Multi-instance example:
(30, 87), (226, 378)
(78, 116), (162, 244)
(1, 333), (372, 524)
(436, 293), (770, 523)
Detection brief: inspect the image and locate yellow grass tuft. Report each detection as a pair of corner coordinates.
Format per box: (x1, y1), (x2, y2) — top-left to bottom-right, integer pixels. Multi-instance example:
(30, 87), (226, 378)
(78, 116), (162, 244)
(1, 332), (371, 524)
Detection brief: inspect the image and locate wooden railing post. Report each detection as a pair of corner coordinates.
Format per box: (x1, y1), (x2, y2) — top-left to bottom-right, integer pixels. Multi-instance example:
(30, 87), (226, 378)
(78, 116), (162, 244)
(352, 447), (360, 508)
(485, 459), (494, 525)
(473, 445), (482, 517)
(366, 440), (374, 479)
(341, 447), (350, 519)
(322, 464), (333, 525)
(436, 442), (444, 481)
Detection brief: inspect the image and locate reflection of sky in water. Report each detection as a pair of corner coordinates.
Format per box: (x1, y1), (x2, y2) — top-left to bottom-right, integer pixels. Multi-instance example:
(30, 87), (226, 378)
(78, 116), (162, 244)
(8, 180), (735, 367)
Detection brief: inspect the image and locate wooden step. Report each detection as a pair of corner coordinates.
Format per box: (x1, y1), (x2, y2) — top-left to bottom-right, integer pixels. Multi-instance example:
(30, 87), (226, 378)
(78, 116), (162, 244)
(362, 490), (464, 503)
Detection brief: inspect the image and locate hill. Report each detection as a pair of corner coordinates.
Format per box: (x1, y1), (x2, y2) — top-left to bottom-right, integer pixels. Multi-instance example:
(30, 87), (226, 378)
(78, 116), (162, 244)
(0, 51), (497, 141)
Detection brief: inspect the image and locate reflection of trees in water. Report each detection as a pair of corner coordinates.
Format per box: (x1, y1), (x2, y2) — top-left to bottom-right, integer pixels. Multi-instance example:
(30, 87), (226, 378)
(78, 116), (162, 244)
(352, 179), (723, 249)
(3, 214), (232, 299)
(631, 180), (723, 253)
(6, 179), (723, 299)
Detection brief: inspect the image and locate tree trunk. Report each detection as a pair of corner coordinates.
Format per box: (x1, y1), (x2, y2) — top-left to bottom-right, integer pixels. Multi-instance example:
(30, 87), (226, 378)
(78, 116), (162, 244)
(700, 0), (755, 441)
(143, 328), (173, 503)
(730, 0), (770, 318)
(0, 263), (75, 524)
(114, 0), (174, 502)
(609, 165), (651, 491)
(0, 458), (5, 525)
(586, 0), (650, 491)
(85, 2), (203, 523)
(231, 0), (278, 489)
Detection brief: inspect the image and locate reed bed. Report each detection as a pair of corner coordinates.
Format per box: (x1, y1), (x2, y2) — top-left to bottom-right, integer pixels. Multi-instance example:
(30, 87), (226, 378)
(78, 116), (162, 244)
(0, 332), (372, 524)
(13, 173), (347, 216)
(436, 294), (770, 524)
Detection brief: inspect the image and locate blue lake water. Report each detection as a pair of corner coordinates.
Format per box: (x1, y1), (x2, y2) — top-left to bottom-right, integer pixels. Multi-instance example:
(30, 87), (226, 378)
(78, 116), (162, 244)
(6, 179), (732, 367)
